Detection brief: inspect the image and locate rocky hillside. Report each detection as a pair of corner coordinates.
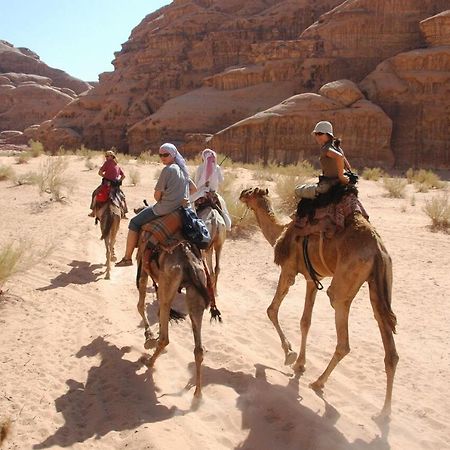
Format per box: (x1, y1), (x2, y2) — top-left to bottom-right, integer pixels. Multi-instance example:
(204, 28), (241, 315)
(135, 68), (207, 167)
(0, 40), (91, 144)
(31, 0), (450, 168)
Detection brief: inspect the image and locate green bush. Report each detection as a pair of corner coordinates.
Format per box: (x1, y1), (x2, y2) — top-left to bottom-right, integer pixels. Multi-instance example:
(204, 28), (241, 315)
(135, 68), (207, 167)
(29, 140), (44, 157)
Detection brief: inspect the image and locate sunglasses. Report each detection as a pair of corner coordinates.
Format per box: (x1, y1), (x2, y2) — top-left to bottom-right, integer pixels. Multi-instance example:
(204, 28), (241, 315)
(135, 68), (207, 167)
(159, 153), (170, 158)
(314, 132), (324, 136)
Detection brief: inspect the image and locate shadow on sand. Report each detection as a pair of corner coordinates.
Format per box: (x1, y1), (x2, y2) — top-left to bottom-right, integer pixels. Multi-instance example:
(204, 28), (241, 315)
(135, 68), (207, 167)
(33, 337), (176, 449)
(37, 260), (104, 291)
(191, 363), (391, 450)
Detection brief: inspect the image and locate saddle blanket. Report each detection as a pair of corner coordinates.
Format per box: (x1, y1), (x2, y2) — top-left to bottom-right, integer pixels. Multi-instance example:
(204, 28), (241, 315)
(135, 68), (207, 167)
(140, 209), (183, 248)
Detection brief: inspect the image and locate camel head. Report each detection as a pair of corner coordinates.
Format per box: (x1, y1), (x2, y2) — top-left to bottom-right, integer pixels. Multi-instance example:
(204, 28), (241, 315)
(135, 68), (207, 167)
(239, 187), (270, 211)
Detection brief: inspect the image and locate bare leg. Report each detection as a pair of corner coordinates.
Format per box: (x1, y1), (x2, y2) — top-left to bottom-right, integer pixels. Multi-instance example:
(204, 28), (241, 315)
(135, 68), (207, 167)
(293, 281), (318, 373)
(267, 268), (297, 365)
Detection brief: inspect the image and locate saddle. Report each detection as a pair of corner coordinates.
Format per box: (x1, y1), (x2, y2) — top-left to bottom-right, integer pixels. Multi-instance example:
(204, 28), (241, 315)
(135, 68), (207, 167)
(194, 191), (222, 214)
(295, 184), (368, 238)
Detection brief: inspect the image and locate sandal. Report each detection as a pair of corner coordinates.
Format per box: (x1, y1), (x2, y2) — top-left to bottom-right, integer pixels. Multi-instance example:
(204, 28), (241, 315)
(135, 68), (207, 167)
(115, 258), (133, 267)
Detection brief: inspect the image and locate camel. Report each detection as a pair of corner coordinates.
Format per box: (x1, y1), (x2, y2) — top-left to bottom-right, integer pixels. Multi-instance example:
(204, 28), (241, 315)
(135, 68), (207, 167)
(95, 201), (121, 279)
(197, 206), (226, 295)
(136, 234), (221, 397)
(239, 187), (398, 416)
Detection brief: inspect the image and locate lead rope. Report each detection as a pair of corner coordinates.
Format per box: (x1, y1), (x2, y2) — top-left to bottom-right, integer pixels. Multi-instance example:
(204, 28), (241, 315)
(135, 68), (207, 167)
(302, 236), (324, 290)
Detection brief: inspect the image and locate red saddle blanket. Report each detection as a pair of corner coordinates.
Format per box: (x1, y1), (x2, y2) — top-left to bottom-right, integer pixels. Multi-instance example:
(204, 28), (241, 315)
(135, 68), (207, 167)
(294, 193), (369, 237)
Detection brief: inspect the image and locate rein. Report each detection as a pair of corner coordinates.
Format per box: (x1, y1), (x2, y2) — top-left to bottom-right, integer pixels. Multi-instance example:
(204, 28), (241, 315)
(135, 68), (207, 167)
(302, 236), (324, 290)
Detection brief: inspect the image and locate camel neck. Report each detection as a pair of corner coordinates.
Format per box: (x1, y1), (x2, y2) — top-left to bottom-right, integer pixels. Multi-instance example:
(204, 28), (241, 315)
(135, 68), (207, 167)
(252, 204), (286, 247)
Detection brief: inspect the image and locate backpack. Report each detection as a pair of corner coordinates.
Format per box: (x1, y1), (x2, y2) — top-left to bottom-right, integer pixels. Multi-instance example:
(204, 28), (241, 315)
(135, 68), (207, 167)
(180, 207), (211, 250)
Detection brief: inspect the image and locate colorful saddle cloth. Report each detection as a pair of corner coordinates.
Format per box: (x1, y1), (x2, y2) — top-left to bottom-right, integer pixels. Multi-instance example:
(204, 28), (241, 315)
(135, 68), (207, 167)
(294, 185), (369, 237)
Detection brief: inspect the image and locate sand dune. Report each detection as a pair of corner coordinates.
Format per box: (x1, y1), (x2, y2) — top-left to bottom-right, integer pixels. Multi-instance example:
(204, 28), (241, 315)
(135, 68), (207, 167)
(0, 153), (449, 450)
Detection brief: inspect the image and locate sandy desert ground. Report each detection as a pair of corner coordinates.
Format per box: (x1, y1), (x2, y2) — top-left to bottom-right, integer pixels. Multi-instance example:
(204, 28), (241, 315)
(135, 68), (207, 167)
(0, 152), (449, 450)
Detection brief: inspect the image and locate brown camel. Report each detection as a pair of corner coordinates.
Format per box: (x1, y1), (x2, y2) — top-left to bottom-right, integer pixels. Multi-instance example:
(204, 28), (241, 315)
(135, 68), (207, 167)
(197, 206), (226, 295)
(95, 201), (121, 279)
(136, 235), (220, 397)
(239, 187), (398, 416)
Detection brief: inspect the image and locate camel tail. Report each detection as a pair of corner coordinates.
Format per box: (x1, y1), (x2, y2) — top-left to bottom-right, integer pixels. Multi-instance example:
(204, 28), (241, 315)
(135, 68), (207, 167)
(372, 248), (397, 334)
(100, 205), (114, 241)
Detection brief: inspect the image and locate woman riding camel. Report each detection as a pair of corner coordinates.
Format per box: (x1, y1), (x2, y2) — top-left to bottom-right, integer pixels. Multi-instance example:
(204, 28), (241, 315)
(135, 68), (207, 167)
(295, 121), (353, 199)
(190, 148), (232, 230)
(89, 150), (128, 217)
(116, 143), (196, 267)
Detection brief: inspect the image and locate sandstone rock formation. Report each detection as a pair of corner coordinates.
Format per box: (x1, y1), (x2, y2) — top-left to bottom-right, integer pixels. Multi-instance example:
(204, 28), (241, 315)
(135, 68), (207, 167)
(209, 79), (394, 167)
(0, 41), (91, 140)
(33, 0), (449, 169)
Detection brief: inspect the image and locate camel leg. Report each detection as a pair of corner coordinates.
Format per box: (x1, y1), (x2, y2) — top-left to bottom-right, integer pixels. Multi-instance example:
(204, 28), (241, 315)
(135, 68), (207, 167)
(186, 288), (205, 397)
(310, 271), (366, 390)
(145, 272), (180, 366)
(104, 237), (111, 280)
(213, 242), (223, 295)
(137, 269), (155, 347)
(267, 267), (297, 365)
(293, 281), (318, 373)
(368, 280), (399, 417)
(205, 247), (214, 291)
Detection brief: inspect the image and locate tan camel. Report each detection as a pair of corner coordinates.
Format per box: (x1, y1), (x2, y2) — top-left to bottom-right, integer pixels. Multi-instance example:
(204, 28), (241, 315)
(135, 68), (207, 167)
(136, 235), (220, 397)
(197, 206), (226, 295)
(95, 201), (121, 279)
(0, 419), (10, 447)
(239, 187), (398, 416)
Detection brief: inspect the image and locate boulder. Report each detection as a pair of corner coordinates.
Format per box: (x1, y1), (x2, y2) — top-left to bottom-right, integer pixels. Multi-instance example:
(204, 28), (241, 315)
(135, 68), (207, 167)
(420, 10), (450, 47)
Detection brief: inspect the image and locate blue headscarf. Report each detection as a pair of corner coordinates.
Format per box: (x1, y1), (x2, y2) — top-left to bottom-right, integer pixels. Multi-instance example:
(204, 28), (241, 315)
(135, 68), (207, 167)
(159, 143), (189, 179)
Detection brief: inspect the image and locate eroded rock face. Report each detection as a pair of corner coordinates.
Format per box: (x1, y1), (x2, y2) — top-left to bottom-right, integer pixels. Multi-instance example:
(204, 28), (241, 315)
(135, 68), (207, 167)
(420, 10), (450, 47)
(33, 0), (449, 169)
(0, 41), (91, 136)
(209, 80), (394, 168)
(360, 46), (450, 169)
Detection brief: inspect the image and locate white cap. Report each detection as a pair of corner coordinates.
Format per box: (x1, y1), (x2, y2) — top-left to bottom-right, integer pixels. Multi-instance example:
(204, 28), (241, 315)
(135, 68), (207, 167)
(312, 121), (334, 136)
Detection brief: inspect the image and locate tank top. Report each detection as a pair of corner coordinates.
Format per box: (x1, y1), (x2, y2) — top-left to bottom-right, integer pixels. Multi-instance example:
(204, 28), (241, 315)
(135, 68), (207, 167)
(319, 141), (344, 178)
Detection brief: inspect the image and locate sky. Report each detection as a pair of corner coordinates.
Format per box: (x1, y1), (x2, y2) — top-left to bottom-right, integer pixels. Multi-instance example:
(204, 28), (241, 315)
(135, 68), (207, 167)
(0, 0), (171, 82)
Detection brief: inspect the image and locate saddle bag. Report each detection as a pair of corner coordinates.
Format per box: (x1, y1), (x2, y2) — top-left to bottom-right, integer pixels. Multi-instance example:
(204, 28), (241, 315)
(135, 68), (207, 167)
(180, 207), (211, 250)
(96, 184), (111, 203)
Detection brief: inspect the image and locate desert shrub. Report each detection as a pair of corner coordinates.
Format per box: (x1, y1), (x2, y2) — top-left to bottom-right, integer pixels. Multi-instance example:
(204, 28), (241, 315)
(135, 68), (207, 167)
(0, 240), (54, 290)
(137, 152), (159, 165)
(0, 165), (15, 181)
(410, 194), (416, 207)
(37, 156), (73, 201)
(15, 152), (31, 164)
(75, 145), (98, 159)
(29, 140), (44, 157)
(276, 175), (307, 215)
(14, 171), (39, 186)
(406, 168), (445, 191)
(128, 167), (141, 186)
(84, 157), (95, 171)
(423, 193), (450, 231)
(362, 167), (384, 181)
(383, 177), (407, 198)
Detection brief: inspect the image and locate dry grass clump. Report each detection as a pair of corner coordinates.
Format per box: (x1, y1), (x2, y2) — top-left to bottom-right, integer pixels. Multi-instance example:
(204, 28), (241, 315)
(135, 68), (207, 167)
(128, 167), (141, 186)
(15, 152), (31, 164)
(137, 152), (159, 165)
(84, 157), (96, 171)
(423, 193), (450, 232)
(14, 171), (39, 186)
(37, 156), (74, 201)
(383, 177), (407, 198)
(276, 175), (308, 215)
(362, 167), (384, 181)
(29, 140), (45, 157)
(406, 168), (445, 192)
(0, 165), (15, 181)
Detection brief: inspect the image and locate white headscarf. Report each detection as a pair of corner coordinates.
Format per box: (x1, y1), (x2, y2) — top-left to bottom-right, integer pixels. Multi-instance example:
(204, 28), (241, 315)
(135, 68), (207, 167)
(196, 148), (217, 189)
(159, 143), (189, 179)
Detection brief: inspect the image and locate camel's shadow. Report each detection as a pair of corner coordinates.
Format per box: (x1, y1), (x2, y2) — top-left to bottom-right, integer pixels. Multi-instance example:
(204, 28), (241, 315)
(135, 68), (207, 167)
(33, 336), (176, 449)
(188, 363), (391, 450)
(37, 260), (104, 291)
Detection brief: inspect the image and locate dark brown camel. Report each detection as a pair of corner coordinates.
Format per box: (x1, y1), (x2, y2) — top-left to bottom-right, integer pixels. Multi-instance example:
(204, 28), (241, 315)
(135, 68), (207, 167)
(239, 187), (398, 416)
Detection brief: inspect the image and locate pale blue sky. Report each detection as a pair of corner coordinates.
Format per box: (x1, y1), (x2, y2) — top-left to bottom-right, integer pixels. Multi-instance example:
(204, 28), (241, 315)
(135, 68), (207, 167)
(0, 0), (171, 82)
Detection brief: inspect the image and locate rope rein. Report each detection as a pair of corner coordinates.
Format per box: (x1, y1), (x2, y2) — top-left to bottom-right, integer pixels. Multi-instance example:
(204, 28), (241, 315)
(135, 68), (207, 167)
(302, 236), (324, 290)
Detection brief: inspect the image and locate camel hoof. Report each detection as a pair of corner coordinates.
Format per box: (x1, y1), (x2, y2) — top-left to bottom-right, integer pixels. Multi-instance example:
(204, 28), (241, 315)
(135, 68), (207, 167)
(144, 338), (158, 350)
(293, 363), (305, 374)
(193, 387), (202, 398)
(111, 255), (117, 262)
(309, 380), (324, 392)
(105, 273), (110, 280)
(284, 351), (297, 366)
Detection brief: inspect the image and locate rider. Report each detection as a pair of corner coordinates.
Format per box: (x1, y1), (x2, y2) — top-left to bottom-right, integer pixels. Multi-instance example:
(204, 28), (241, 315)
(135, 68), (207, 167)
(115, 143), (196, 267)
(295, 121), (352, 199)
(89, 150), (128, 217)
(190, 148), (232, 230)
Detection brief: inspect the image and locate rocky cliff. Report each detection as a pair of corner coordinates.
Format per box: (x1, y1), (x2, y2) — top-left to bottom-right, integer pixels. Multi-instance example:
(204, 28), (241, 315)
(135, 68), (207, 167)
(30, 1), (450, 169)
(0, 41), (91, 142)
